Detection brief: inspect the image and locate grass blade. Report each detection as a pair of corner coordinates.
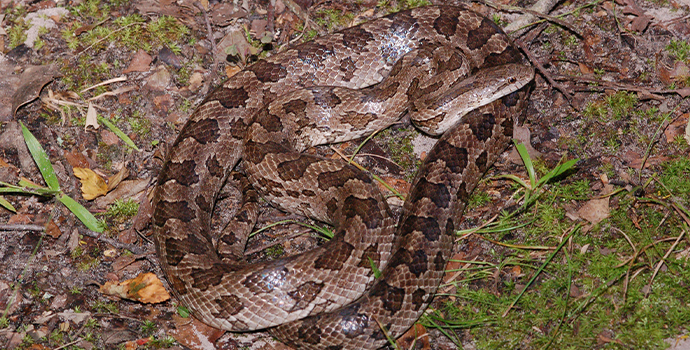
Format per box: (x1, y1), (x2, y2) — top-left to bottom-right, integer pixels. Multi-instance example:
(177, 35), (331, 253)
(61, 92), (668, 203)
(0, 196), (16, 212)
(513, 141), (536, 189)
(58, 193), (104, 232)
(20, 121), (60, 191)
(98, 116), (141, 151)
(536, 158), (579, 187)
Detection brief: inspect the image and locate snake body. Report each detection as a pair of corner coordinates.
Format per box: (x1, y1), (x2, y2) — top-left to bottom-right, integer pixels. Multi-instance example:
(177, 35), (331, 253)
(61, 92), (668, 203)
(153, 5), (533, 349)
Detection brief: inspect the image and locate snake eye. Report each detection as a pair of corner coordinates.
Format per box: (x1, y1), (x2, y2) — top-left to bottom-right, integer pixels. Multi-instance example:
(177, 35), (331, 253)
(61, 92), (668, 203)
(508, 77), (517, 83)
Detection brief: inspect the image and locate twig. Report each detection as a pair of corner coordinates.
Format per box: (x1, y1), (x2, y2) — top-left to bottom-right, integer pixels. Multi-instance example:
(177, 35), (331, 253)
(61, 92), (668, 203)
(53, 338), (83, 350)
(514, 39), (574, 103)
(80, 229), (145, 254)
(194, 1), (218, 74)
(553, 74), (690, 97)
(480, 0), (581, 36)
(645, 229), (686, 297)
(0, 224), (46, 231)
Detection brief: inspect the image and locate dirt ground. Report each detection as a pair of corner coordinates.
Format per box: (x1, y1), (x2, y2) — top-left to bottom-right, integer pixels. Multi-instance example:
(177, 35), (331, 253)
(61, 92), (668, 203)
(1, 0), (690, 349)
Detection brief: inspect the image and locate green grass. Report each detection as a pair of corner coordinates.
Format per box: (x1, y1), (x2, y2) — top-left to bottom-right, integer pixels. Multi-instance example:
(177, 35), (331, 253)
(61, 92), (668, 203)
(426, 156), (690, 349)
(666, 39), (690, 62)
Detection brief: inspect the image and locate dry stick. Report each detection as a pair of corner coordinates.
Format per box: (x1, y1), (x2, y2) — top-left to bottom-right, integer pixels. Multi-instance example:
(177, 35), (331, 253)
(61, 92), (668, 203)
(645, 229), (686, 297)
(194, 1), (218, 74)
(514, 39), (574, 103)
(556, 75), (689, 97)
(0, 224), (46, 231)
(480, 0), (581, 36)
(80, 229), (145, 254)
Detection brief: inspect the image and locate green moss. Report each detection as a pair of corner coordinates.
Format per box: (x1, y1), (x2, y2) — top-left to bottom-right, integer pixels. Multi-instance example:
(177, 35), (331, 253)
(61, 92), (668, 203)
(667, 39), (690, 62)
(314, 9), (354, 31)
(104, 198), (139, 223)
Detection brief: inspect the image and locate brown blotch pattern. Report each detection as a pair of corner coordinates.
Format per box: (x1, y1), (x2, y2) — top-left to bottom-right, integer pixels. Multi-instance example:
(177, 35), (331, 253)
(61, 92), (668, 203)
(311, 88), (342, 109)
(297, 41), (334, 65)
(178, 118), (220, 145)
(339, 56), (357, 81)
(467, 18), (501, 51)
(212, 294), (245, 318)
(165, 160), (199, 186)
(205, 155), (225, 178)
(400, 216), (441, 241)
(411, 288), (426, 311)
(409, 177), (451, 209)
(317, 166), (371, 191)
(209, 86), (250, 109)
(247, 60), (288, 83)
(432, 11), (460, 40)
(283, 99), (308, 120)
(154, 200), (196, 226)
(288, 281), (325, 311)
(342, 27), (374, 51)
(242, 267), (289, 294)
(314, 238), (355, 270)
(277, 157), (314, 182)
(369, 281), (405, 314)
(342, 196), (384, 229)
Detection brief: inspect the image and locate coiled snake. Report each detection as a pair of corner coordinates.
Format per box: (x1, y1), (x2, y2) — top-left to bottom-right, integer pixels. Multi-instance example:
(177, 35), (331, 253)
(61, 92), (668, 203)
(152, 5), (534, 349)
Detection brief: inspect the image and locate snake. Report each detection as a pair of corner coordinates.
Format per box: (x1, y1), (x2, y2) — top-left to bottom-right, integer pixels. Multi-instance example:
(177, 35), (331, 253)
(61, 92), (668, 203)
(152, 5), (534, 349)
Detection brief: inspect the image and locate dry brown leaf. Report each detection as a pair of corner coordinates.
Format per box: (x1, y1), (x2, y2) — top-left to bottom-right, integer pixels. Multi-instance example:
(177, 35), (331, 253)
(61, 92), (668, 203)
(99, 272), (170, 303)
(225, 64), (242, 78)
(73, 167), (108, 200)
(577, 197), (610, 225)
(215, 28), (258, 65)
(397, 323), (430, 350)
(578, 62), (594, 75)
(377, 177), (410, 196)
(168, 314), (225, 350)
(665, 113), (688, 142)
(64, 150), (92, 168)
(123, 49), (153, 73)
(45, 219), (62, 238)
(85, 102), (99, 130)
(107, 166), (130, 191)
(100, 129), (120, 146)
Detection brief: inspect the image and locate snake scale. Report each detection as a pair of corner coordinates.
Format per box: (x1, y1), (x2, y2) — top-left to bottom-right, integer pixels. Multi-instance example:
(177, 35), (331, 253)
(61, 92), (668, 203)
(152, 5), (534, 349)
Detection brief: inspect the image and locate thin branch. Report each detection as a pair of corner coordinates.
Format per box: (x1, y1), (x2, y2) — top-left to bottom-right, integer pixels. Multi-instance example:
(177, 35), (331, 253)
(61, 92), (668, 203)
(514, 39), (574, 103)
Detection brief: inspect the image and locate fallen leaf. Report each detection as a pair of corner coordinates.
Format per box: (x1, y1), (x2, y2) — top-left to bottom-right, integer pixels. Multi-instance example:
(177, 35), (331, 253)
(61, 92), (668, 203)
(64, 150), (92, 168)
(377, 177), (410, 197)
(665, 113), (688, 142)
(214, 28), (258, 65)
(85, 102), (99, 130)
(188, 71), (204, 92)
(8, 64), (60, 117)
(73, 167), (108, 200)
(159, 46), (182, 69)
(145, 66), (171, 91)
(397, 323), (430, 350)
(45, 219), (62, 238)
(122, 49), (152, 73)
(99, 272), (170, 303)
(95, 178), (147, 209)
(577, 197), (610, 225)
(168, 314), (225, 350)
(107, 166), (130, 191)
(57, 310), (92, 324)
(578, 62), (594, 75)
